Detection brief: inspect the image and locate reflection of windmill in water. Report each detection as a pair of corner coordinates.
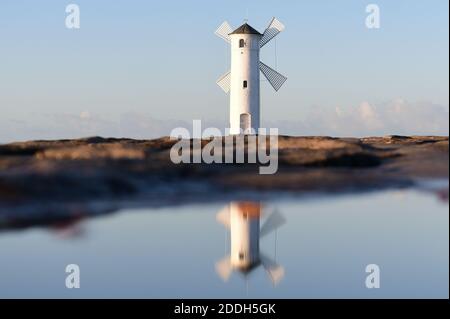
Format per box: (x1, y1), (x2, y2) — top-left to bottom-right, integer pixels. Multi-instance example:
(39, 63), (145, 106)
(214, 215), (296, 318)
(215, 201), (286, 285)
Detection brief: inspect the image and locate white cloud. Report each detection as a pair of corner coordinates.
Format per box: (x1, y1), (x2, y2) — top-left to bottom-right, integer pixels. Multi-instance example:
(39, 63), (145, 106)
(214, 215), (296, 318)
(0, 113), (119, 143)
(267, 99), (449, 137)
(0, 99), (448, 143)
(79, 111), (91, 120)
(0, 112), (227, 143)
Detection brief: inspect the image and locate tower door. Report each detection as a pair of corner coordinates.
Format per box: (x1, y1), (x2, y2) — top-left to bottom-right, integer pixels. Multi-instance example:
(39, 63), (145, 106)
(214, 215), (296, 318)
(240, 113), (251, 134)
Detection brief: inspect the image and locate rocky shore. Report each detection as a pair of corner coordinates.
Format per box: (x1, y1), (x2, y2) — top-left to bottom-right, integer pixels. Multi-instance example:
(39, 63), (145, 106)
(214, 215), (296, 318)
(0, 135), (448, 230)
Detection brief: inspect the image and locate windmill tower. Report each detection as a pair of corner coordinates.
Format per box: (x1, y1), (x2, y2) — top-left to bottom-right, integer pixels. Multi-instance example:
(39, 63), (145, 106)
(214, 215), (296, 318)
(215, 18), (287, 135)
(215, 201), (286, 285)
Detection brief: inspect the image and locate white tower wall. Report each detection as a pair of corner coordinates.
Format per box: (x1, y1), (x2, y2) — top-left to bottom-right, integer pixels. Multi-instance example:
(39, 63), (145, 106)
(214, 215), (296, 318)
(229, 33), (262, 135)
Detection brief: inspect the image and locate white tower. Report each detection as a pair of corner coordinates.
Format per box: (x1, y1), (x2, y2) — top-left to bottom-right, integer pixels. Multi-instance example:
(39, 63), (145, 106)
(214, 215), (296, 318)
(215, 18), (287, 135)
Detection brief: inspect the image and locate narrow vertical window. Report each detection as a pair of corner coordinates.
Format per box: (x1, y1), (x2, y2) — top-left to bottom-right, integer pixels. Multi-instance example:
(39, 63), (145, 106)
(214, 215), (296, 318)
(243, 80), (247, 88)
(239, 39), (245, 48)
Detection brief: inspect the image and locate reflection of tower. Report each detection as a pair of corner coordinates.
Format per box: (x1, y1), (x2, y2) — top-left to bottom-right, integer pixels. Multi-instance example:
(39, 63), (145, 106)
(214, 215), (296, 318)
(229, 202), (260, 269)
(216, 201), (286, 285)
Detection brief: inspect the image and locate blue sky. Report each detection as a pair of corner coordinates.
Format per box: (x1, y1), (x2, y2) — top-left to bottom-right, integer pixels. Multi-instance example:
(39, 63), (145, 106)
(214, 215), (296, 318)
(0, 0), (448, 142)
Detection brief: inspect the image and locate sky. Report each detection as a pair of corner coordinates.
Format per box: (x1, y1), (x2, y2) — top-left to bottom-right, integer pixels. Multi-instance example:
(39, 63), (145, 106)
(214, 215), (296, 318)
(0, 0), (448, 142)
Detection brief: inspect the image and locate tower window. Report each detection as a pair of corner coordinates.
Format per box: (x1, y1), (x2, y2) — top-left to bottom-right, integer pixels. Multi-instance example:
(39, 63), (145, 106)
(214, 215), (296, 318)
(243, 80), (248, 88)
(239, 39), (245, 48)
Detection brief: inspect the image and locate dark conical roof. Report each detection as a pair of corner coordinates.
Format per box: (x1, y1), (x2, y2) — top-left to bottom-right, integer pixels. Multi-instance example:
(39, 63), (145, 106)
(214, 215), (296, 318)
(229, 23), (262, 35)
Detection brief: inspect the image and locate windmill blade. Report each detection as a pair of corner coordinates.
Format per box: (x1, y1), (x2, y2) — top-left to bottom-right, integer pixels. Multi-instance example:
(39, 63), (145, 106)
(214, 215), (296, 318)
(260, 253), (285, 285)
(216, 70), (231, 93)
(259, 62), (287, 92)
(215, 256), (232, 282)
(260, 208), (286, 238)
(260, 17), (285, 48)
(215, 21), (233, 43)
(216, 204), (230, 228)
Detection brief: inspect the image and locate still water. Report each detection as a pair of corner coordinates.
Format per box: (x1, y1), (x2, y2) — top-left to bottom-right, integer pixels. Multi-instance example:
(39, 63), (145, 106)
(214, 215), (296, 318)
(0, 188), (448, 298)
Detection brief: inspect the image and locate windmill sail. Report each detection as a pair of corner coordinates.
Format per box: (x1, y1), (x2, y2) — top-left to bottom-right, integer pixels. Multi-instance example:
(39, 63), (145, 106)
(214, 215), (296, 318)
(216, 205), (231, 228)
(215, 21), (233, 43)
(215, 256), (233, 281)
(260, 253), (285, 285)
(260, 18), (285, 48)
(259, 62), (287, 92)
(216, 70), (231, 93)
(260, 209), (286, 237)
